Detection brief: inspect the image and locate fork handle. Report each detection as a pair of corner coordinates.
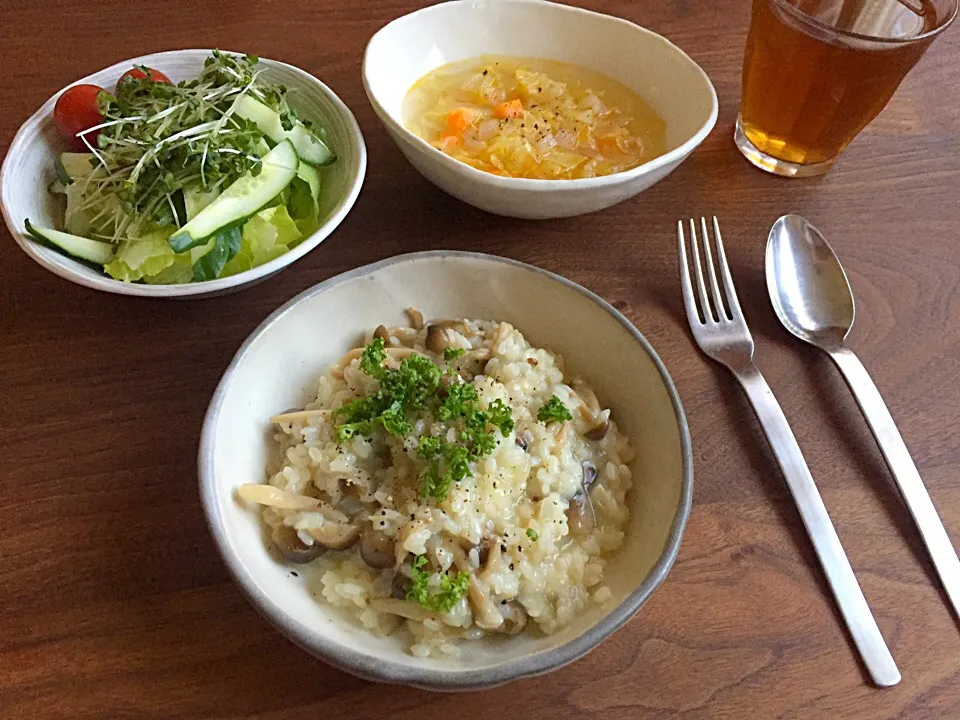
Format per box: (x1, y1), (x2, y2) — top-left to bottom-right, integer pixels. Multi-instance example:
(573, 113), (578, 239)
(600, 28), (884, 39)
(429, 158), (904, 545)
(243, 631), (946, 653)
(735, 364), (901, 687)
(828, 346), (960, 622)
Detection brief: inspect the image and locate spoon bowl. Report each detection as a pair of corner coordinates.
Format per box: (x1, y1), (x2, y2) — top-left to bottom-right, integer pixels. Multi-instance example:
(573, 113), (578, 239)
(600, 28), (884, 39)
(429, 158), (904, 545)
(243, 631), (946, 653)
(765, 214), (855, 349)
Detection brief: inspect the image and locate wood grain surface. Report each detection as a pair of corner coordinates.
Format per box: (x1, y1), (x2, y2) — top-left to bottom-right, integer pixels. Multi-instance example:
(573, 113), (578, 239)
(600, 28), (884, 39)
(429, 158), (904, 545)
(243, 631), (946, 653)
(1, 1), (959, 718)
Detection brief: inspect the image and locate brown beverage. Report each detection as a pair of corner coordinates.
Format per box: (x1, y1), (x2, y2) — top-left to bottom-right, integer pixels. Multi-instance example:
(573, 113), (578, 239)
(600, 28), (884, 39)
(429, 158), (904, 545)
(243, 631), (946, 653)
(737, 0), (955, 176)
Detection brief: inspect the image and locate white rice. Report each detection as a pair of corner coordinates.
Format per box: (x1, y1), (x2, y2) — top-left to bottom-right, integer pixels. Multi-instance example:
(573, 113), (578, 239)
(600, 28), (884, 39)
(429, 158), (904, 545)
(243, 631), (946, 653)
(252, 317), (634, 657)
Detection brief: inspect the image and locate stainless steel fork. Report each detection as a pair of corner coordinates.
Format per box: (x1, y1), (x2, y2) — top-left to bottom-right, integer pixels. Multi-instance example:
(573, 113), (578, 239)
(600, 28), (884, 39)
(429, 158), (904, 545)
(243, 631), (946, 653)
(678, 217), (901, 688)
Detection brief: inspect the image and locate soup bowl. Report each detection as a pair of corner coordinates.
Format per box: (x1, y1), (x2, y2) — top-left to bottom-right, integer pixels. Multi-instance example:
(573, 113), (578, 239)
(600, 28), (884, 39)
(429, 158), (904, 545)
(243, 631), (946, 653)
(363, 0), (718, 219)
(200, 251), (693, 689)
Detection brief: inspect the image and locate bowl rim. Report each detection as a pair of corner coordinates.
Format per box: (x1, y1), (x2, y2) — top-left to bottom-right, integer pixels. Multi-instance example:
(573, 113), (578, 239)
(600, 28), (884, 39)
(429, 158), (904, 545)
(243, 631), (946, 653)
(362, 0), (719, 191)
(198, 249), (694, 690)
(0, 48), (367, 298)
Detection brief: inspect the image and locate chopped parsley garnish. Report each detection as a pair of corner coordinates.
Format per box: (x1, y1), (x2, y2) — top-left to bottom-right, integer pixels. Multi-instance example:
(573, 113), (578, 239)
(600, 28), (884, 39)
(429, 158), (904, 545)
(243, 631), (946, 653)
(438, 381), (478, 422)
(334, 338), (514, 501)
(538, 395), (573, 424)
(359, 336), (387, 378)
(443, 347), (465, 360)
(416, 435), (442, 459)
(382, 353), (441, 412)
(406, 554), (471, 613)
(485, 398), (515, 436)
(333, 338), (437, 444)
(378, 400), (411, 437)
(419, 444), (473, 501)
(526, 528), (539, 541)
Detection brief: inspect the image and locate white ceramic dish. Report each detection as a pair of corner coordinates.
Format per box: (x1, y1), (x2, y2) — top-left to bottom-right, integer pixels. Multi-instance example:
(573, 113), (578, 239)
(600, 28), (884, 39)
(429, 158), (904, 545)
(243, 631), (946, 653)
(0, 49), (366, 298)
(363, 0), (718, 219)
(200, 251), (693, 690)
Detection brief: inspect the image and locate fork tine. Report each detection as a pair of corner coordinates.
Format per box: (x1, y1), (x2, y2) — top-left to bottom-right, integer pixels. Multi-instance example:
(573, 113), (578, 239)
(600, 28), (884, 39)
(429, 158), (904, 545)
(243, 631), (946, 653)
(711, 216), (744, 320)
(688, 219), (715, 322)
(700, 217), (727, 320)
(677, 221), (703, 327)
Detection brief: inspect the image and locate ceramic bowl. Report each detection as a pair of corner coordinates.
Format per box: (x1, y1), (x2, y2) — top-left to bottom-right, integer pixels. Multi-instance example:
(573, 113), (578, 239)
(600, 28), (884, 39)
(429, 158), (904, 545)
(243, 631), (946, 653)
(200, 251), (693, 689)
(0, 49), (366, 298)
(362, 0), (718, 219)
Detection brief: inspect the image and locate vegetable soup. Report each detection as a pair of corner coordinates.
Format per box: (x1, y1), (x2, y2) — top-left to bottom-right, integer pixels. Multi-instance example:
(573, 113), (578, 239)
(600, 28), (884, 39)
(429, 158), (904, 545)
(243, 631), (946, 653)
(404, 56), (666, 180)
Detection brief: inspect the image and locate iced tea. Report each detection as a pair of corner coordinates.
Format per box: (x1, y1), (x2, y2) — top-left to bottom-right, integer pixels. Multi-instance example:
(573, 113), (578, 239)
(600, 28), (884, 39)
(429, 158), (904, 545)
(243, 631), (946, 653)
(737, 0), (956, 176)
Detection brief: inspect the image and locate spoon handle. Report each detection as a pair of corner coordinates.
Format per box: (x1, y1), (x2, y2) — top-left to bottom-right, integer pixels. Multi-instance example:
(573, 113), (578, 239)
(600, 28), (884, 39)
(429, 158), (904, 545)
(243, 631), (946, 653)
(735, 364), (901, 687)
(829, 346), (960, 623)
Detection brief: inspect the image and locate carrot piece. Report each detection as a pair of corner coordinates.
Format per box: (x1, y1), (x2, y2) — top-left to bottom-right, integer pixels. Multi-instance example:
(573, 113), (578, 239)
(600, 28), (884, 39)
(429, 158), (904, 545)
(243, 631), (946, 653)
(597, 134), (627, 156)
(494, 99), (524, 119)
(444, 108), (472, 136)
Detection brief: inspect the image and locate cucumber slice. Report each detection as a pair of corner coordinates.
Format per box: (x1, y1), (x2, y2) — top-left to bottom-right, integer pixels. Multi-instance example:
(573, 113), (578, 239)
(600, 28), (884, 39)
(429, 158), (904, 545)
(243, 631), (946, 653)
(168, 140), (299, 253)
(235, 95), (335, 167)
(25, 219), (114, 266)
(56, 152), (96, 183)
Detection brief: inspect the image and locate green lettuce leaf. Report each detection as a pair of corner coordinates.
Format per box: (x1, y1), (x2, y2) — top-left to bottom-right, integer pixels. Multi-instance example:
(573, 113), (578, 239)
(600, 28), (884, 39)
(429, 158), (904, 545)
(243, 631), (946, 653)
(104, 230), (176, 282)
(220, 205), (302, 278)
(138, 236), (215, 284)
(126, 202), (302, 284)
(143, 257), (193, 285)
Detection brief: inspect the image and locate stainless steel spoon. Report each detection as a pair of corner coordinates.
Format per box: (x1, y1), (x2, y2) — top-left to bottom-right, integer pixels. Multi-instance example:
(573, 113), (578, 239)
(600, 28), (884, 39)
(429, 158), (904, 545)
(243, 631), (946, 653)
(766, 214), (960, 624)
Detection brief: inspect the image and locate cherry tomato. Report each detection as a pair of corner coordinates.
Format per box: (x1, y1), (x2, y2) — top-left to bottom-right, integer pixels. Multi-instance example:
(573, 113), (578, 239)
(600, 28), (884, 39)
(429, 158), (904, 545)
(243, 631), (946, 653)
(53, 84), (105, 151)
(117, 66), (172, 89)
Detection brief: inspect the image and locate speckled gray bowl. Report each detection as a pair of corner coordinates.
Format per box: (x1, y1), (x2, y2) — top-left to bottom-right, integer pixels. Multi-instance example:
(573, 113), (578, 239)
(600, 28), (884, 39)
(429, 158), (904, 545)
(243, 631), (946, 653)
(200, 251), (693, 690)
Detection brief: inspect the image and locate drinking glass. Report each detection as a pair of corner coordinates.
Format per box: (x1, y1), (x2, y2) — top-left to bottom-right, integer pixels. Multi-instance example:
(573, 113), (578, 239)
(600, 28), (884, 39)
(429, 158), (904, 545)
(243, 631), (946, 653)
(736, 0), (958, 177)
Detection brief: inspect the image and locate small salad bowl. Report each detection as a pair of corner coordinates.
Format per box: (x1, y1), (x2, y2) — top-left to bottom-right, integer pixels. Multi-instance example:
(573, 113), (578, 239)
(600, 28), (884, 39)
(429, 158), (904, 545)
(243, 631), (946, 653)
(0, 49), (366, 298)
(363, 0), (718, 219)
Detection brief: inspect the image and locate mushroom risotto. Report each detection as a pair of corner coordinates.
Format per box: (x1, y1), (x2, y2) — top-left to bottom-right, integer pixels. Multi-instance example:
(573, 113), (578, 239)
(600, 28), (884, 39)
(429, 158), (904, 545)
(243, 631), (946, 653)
(238, 311), (634, 657)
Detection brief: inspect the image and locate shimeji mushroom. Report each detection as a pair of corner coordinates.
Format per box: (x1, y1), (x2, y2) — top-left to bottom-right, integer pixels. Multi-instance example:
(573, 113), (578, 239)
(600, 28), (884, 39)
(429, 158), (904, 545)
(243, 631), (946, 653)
(360, 524), (396, 569)
(572, 378), (610, 441)
(304, 522), (360, 551)
(271, 525), (324, 564)
(566, 461), (598, 535)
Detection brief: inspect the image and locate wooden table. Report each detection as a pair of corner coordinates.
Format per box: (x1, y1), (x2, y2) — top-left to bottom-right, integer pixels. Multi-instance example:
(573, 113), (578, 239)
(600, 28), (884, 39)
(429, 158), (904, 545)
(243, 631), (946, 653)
(2, 1), (959, 717)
